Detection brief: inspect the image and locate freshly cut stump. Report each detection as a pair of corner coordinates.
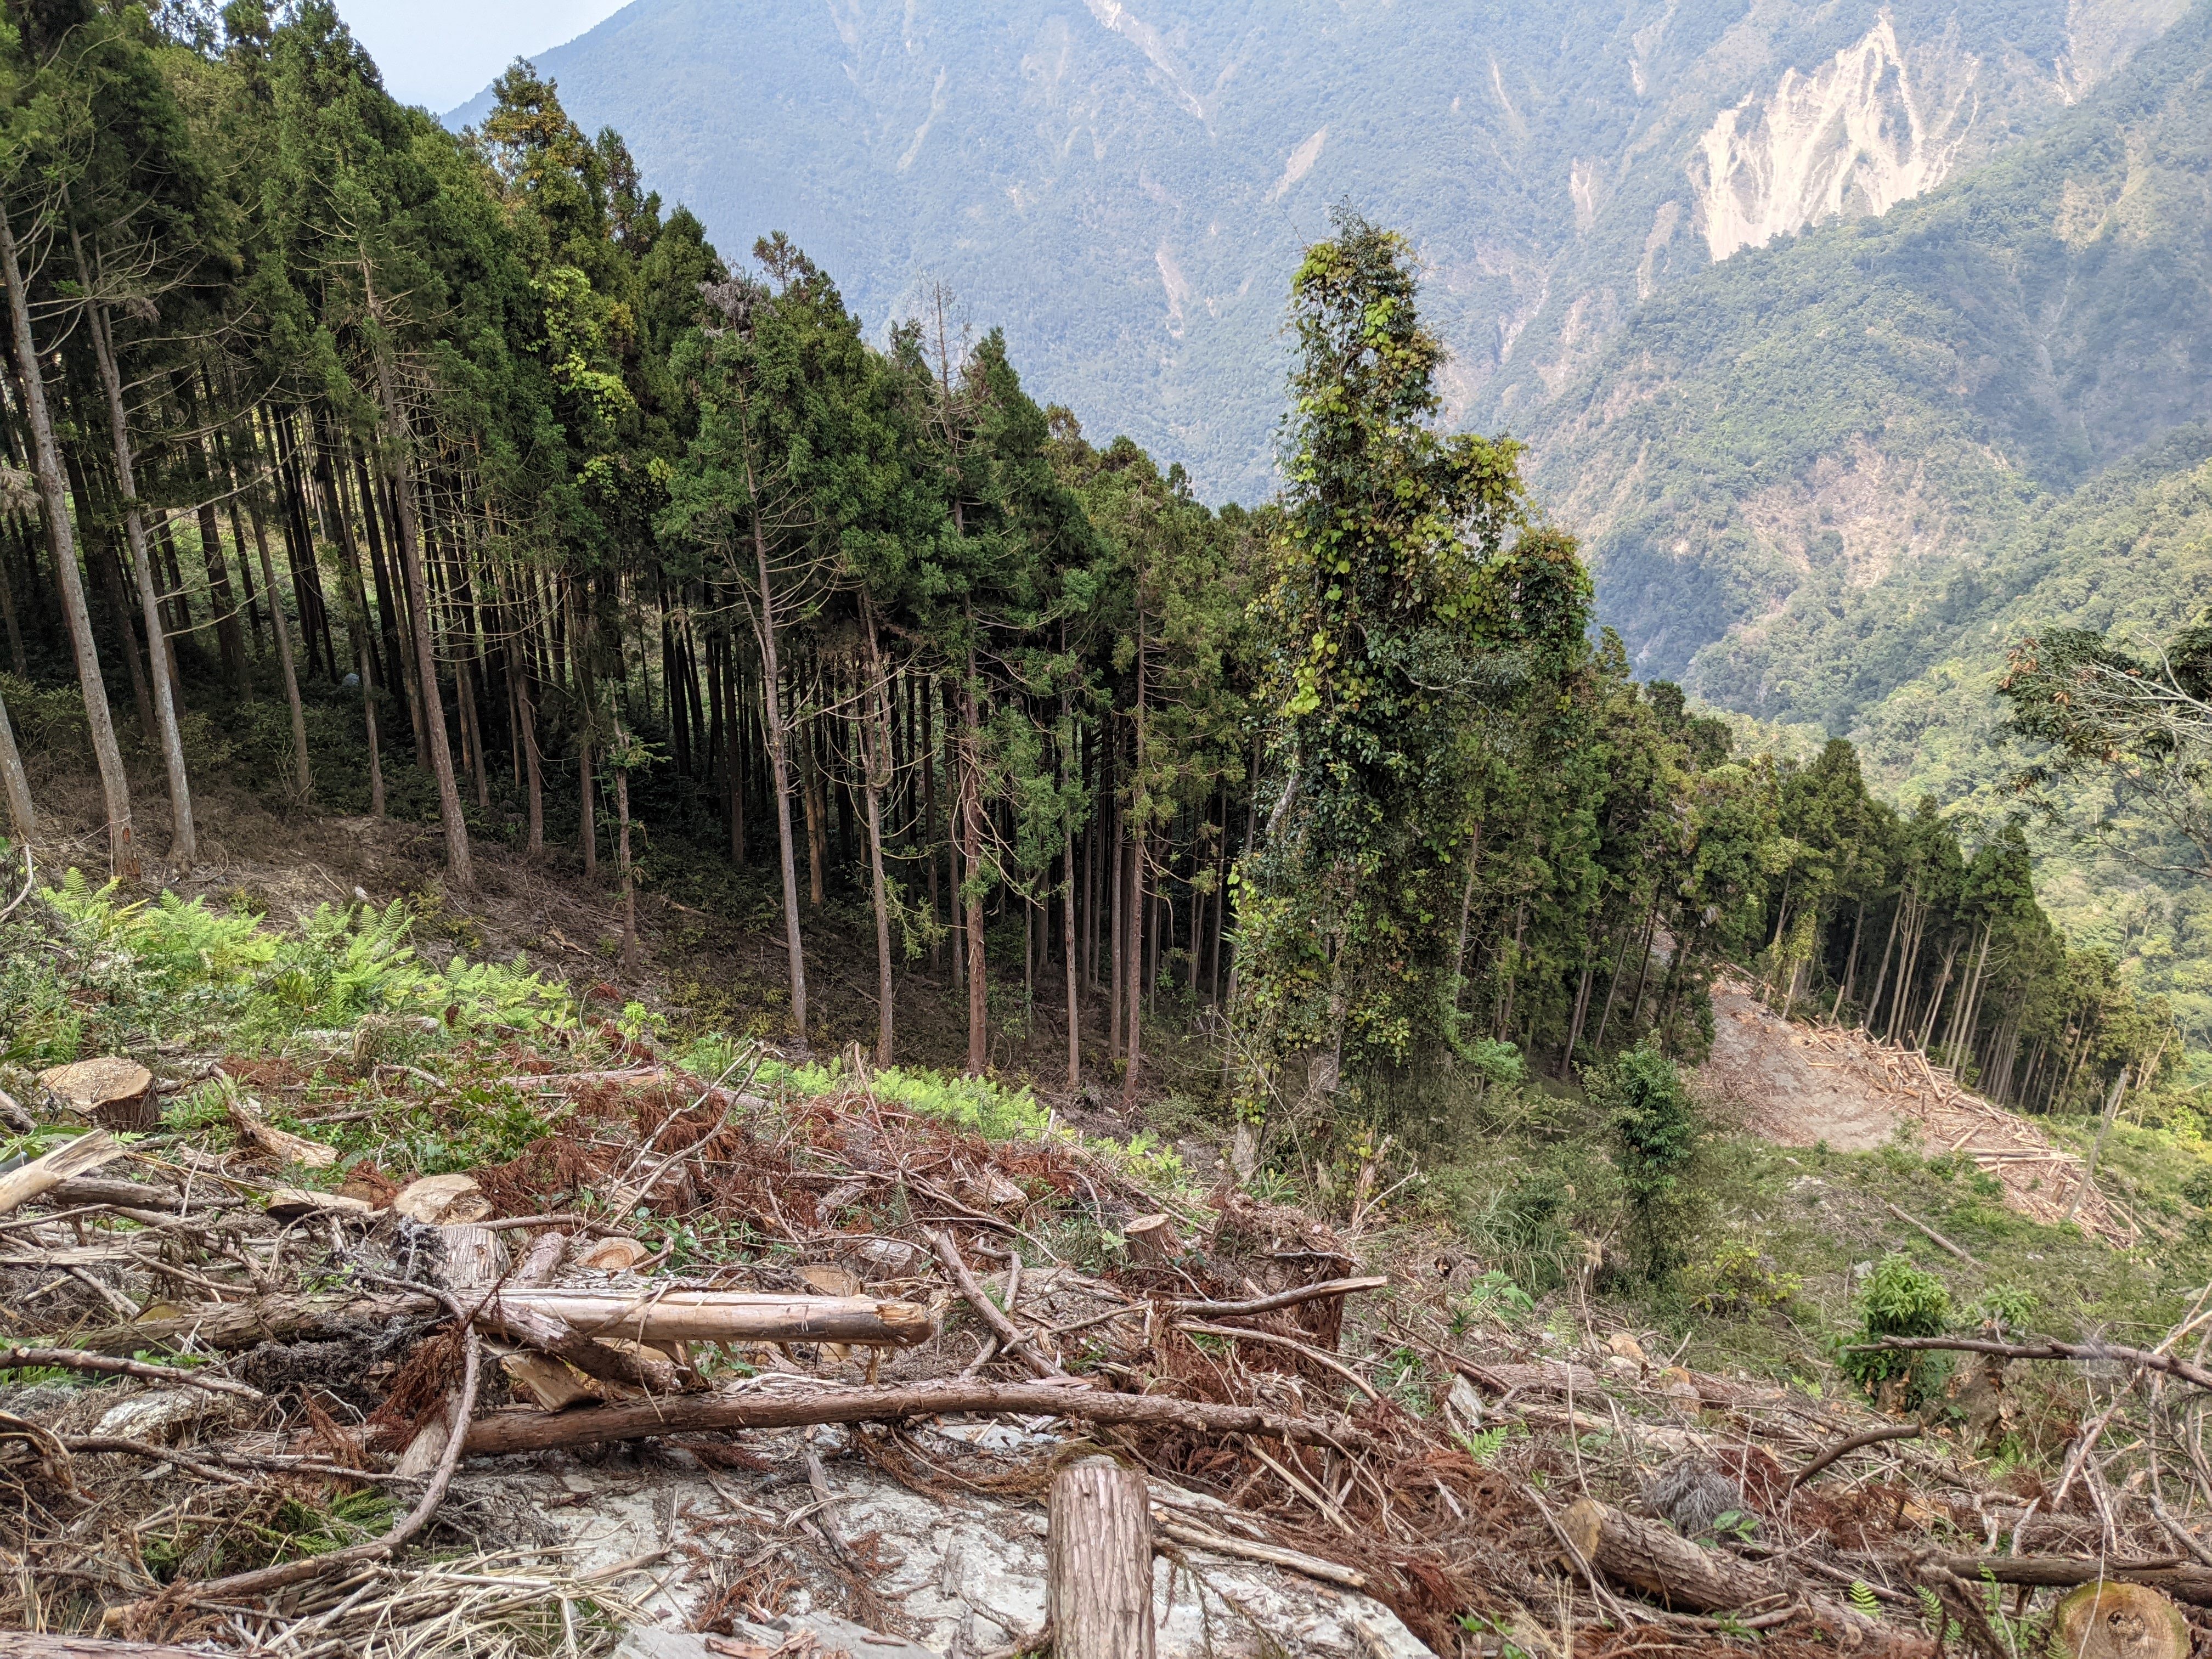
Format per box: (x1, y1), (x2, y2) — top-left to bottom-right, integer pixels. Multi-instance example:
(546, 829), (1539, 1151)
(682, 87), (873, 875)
(1048, 1454), (1155, 1659)
(2052, 1581), (2189, 1658)
(37, 1058), (156, 1132)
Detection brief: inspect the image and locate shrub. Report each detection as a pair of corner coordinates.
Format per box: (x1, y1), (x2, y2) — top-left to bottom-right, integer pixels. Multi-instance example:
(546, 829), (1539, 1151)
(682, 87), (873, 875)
(1841, 1254), (1953, 1402)
(1589, 1039), (1703, 1280)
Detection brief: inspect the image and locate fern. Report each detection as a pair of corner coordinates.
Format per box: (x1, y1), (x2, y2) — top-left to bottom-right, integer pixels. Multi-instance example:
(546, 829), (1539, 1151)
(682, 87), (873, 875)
(1848, 1581), (1880, 1618)
(1456, 1426), (1509, 1465)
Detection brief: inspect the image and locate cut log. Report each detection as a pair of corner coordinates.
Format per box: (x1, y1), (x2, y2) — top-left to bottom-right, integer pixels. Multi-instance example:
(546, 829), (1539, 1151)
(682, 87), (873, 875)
(36, 1058), (156, 1132)
(1927, 1554), (2212, 1607)
(511, 1229), (569, 1286)
(461, 1378), (1380, 1459)
(1051, 1456), (1154, 1659)
(264, 1187), (379, 1221)
(437, 1223), (507, 1291)
(46, 1175), (231, 1212)
(2051, 1581), (2190, 1658)
(484, 1288), (936, 1349)
(1559, 1497), (1916, 1650)
(1124, 1214), (1180, 1267)
(577, 1235), (648, 1271)
(0, 1131), (127, 1218)
(224, 1097), (337, 1168)
(475, 1296), (683, 1395)
(391, 1172), (489, 1223)
(61, 1291), (435, 1355)
(500, 1351), (617, 1411)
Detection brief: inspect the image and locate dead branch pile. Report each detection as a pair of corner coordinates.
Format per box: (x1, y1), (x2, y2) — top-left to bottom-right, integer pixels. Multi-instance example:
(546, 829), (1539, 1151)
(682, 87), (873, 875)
(5, 1036), (2212, 1658)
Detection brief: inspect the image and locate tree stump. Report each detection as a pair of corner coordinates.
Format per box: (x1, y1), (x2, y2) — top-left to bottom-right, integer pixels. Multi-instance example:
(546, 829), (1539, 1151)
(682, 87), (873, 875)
(1124, 1214), (1180, 1267)
(1048, 1455), (1155, 1659)
(2052, 1581), (2190, 1658)
(37, 1058), (156, 1132)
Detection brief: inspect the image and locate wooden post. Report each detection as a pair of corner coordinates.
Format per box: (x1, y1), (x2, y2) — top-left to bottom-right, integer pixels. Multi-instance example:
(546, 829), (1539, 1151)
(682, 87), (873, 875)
(1048, 1455), (1154, 1659)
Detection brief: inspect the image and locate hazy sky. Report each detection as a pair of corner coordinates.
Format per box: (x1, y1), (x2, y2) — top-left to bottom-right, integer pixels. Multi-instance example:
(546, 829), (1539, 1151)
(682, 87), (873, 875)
(337, 0), (633, 115)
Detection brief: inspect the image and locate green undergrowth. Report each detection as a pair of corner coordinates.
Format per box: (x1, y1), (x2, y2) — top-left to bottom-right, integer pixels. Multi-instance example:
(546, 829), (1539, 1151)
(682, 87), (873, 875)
(0, 870), (1190, 1202)
(1367, 1046), (2212, 1413)
(0, 871), (572, 1066)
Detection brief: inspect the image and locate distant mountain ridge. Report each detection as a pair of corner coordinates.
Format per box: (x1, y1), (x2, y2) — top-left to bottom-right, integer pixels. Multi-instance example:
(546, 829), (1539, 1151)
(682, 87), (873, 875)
(448, 0), (2188, 507)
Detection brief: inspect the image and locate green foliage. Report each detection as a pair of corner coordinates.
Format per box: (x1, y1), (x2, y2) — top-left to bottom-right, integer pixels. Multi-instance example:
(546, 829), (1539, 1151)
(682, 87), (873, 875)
(1591, 1040), (1702, 1280)
(3, 874), (571, 1064)
(1842, 1254), (1954, 1399)
(764, 1059), (1053, 1142)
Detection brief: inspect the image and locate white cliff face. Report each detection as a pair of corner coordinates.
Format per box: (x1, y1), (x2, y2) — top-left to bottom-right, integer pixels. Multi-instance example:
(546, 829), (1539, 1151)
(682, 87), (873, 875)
(1690, 15), (1978, 261)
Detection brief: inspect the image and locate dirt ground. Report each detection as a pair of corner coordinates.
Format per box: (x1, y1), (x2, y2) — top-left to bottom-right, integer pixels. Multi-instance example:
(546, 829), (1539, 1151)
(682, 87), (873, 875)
(1700, 973), (2131, 1245)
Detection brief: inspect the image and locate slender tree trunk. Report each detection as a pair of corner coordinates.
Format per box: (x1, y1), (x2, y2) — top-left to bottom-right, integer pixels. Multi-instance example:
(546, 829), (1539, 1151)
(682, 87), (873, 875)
(0, 546), (22, 674)
(962, 640), (987, 1075)
(1561, 965), (1595, 1079)
(743, 467), (809, 1057)
(1832, 896), (1867, 1022)
(616, 746), (637, 972)
(1062, 684), (1080, 1091)
(230, 410), (311, 795)
(78, 279), (199, 865)
(861, 600), (896, 1068)
(0, 680), (34, 836)
(0, 203), (133, 877)
(368, 325), (471, 889)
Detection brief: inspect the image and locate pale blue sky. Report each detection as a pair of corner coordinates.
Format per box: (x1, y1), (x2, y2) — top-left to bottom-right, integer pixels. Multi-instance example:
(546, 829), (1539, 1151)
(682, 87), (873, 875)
(336, 0), (632, 115)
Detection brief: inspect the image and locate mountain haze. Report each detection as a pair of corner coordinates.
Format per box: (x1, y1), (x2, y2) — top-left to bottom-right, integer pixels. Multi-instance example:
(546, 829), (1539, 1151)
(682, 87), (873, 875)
(451, 0), (2187, 506)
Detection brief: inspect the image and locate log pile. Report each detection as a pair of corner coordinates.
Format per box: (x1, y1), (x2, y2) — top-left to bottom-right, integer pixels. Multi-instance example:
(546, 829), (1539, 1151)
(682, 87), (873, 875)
(1714, 972), (2133, 1245)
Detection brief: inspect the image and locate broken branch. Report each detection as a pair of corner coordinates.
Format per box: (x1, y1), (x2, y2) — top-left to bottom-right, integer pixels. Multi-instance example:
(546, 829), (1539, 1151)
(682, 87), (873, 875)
(461, 1378), (1378, 1459)
(0, 1346), (263, 1403)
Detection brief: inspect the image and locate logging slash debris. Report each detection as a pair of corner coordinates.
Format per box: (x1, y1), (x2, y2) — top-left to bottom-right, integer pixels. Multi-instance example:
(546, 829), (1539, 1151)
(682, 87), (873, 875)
(3, 1033), (2208, 1658)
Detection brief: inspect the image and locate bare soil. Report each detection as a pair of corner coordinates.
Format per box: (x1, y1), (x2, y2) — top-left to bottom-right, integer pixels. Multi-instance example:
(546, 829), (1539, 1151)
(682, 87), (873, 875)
(1700, 973), (2130, 1245)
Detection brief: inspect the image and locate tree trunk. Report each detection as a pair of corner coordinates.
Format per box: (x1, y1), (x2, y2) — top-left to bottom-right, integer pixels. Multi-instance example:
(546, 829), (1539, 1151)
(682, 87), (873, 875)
(861, 600), (895, 1068)
(0, 202), (133, 878)
(1559, 1498), (1912, 1650)
(961, 641), (987, 1075)
(231, 409), (311, 797)
(0, 680), (34, 836)
(80, 278), (195, 866)
(1048, 1457), (1155, 1659)
(744, 458), (809, 1057)
(368, 330), (471, 889)
(1832, 894), (1867, 1022)
(616, 745), (637, 972)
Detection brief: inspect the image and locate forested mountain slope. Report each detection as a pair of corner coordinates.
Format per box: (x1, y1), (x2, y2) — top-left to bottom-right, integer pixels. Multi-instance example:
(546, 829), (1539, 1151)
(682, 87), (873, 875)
(1510, 1), (2212, 688)
(449, 0), (2185, 504)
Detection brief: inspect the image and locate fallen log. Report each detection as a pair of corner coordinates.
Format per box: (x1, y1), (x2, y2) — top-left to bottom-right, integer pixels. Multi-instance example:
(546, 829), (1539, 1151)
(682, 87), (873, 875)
(1923, 1552), (2212, 1606)
(0, 1131), (126, 1218)
(61, 1291), (436, 1355)
(1560, 1497), (1918, 1651)
(1861, 1335), (2212, 1393)
(462, 1378), (1379, 1458)
(486, 1288), (936, 1349)
(44, 1175), (239, 1212)
(475, 1296), (684, 1396)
